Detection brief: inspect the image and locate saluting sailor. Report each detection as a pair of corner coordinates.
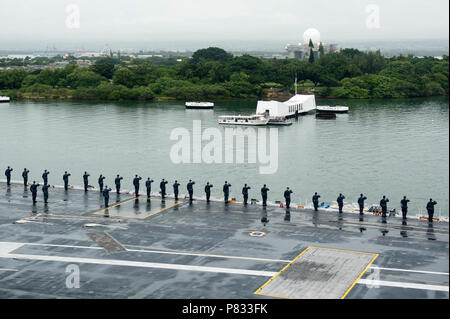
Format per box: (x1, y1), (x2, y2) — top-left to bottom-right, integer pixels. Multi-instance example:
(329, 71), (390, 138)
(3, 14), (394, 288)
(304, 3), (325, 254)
(173, 180), (180, 201)
(115, 175), (123, 194)
(427, 199), (438, 223)
(261, 185), (270, 207)
(83, 172), (90, 192)
(5, 166), (13, 186)
(146, 178), (154, 198)
(400, 196), (410, 220)
(380, 196), (390, 217)
(42, 170), (50, 185)
(42, 183), (51, 204)
(205, 182), (213, 203)
(337, 193), (346, 214)
(30, 181), (40, 204)
(242, 184), (251, 205)
(103, 186), (112, 208)
(187, 180), (195, 202)
(312, 193), (321, 211)
(133, 175), (142, 197)
(22, 168), (30, 187)
(63, 171), (71, 191)
(160, 179), (168, 199)
(223, 181), (231, 203)
(358, 194), (367, 215)
(98, 175), (106, 192)
(284, 187), (293, 209)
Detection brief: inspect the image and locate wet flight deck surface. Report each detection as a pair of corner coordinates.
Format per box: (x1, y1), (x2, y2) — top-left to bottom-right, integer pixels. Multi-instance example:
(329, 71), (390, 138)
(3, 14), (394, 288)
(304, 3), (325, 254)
(0, 182), (448, 299)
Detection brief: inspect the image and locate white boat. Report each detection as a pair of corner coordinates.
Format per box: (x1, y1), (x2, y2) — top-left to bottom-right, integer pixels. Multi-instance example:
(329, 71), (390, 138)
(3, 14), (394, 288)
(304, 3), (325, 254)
(0, 96), (10, 103)
(185, 102), (214, 109)
(256, 95), (317, 119)
(218, 115), (269, 126)
(267, 117), (293, 126)
(316, 106), (349, 114)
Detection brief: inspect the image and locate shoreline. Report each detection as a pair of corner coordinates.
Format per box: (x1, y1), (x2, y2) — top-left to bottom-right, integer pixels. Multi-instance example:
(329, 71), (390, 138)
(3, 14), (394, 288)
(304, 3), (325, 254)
(1, 92), (449, 103)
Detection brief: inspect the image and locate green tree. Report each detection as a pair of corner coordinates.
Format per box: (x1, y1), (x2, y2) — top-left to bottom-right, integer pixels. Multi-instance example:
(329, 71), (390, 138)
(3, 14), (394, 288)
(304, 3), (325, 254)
(0, 69), (28, 89)
(22, 74), (38, 87)
(228, 55), (266, 83)
(34, 69), (66, 87)
(91, 57), (119, 79)
(1, 46), (448, 101)
(319, 42), (325, 56)
(309, 48), (315, 63)
(66, 68), (106, 88)
(191, 47), (233, 63)
(206, 61), (230, 83)
(131, 63), (157, 86)
(299, 63), (324, 86)
(113, 68), (137, 88)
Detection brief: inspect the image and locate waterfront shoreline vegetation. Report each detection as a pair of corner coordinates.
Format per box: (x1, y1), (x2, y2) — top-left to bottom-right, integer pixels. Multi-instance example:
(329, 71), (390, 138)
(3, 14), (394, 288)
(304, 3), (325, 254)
(0, 47), (448, 102)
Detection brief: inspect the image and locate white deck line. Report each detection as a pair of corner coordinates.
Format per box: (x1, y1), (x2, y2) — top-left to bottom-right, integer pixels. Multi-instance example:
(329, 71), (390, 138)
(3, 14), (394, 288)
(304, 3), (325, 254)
(1, 242), (448, 292)
(1, 242), (448, 287)
(6, 242), (292, 263)
(0, 241), (277, 277)
(2, 242), (448, 276)
(358, 279), (449, 292)
(0, 242), (24, 255)
(370, 266), (449, 276)
(127, 247), (290, 263)
(0, 253), (277, 277)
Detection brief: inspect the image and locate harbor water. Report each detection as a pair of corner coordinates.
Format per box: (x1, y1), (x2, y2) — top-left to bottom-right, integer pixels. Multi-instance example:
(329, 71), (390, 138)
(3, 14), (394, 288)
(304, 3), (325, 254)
(0, 98), (448, 217)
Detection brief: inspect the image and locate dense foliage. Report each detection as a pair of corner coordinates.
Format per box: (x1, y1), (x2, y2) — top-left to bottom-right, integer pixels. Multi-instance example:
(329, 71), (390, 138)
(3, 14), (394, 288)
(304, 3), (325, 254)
(0, 47), (448, 101)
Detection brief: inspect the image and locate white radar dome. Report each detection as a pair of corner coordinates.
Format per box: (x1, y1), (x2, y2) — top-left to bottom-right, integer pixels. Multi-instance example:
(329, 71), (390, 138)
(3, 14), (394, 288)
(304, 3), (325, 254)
(303, 28), (321, 45)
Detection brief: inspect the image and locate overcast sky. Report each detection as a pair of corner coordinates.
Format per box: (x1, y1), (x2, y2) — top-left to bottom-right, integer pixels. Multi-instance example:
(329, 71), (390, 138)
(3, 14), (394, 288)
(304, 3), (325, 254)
(0, 0), (448, 48)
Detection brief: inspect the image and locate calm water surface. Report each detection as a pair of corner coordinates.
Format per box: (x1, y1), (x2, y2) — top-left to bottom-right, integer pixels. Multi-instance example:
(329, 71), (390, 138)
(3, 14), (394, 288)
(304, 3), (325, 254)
(0, 98), (448, 216)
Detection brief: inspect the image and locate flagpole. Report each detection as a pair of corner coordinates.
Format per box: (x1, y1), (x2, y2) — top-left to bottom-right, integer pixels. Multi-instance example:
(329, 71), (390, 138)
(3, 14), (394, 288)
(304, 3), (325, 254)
(295, 73), (298, 95)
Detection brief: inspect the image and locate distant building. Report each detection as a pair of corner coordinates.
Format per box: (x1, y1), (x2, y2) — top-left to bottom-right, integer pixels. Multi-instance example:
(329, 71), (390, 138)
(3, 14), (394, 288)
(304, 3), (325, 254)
(76, 60), (93, 67)
(286, 42), (337, 59)
(74, 52), (107, 58)
(48, 61), (70, 69)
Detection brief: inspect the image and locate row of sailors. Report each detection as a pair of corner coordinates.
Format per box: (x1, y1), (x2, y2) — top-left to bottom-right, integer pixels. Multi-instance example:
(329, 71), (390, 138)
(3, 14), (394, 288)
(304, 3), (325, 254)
(4, 166), (439, 222)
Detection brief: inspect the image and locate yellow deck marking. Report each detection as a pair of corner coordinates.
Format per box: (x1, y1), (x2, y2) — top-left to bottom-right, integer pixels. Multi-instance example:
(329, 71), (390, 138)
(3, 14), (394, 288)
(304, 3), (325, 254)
(254, 292), (293, 299)
(254, 246), (379, 299)
(92, 197), (184, 219)
(341, 252), (379, 299)
(42, 214), (125, 223)
(91, 197), (139, 215)
(254, 246), (311, 299)
(17, 212), (125, 223)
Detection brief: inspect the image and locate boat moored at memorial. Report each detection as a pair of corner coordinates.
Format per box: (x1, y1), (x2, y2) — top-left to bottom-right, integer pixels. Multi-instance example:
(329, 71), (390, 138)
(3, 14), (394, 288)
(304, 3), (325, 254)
(316, 106), (349, 114)
(218, 115), (269, 126)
